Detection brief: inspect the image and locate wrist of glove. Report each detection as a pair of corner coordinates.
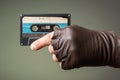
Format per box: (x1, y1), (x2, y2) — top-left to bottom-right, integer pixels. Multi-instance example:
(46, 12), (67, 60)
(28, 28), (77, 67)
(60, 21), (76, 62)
(51, 25), (120, 70)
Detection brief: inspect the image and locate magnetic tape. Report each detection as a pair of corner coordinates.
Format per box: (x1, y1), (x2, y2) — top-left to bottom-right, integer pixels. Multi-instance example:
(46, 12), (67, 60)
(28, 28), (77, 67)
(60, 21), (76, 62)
(20, 14), (71, 46)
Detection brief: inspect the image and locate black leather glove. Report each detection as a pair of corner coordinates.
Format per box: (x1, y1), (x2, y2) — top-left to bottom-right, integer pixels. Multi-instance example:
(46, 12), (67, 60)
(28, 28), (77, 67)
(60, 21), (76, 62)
(51, 25), (120, 70)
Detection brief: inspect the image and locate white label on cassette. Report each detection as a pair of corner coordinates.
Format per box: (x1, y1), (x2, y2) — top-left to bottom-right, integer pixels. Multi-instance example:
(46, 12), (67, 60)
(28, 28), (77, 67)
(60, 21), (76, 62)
(23, 17), (68, 23)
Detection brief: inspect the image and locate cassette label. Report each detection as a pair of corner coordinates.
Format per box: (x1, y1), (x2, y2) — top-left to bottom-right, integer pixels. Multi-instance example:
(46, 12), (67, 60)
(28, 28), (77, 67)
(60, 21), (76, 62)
(20, 14), (71, 46)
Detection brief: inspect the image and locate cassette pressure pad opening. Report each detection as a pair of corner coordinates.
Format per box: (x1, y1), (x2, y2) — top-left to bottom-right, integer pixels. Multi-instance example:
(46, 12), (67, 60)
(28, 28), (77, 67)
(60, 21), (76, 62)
(20, 14), (71, 46)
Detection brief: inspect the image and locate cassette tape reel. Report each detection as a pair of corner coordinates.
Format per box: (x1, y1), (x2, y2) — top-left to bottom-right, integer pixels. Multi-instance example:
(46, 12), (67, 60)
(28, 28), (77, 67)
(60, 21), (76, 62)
(20, 14), (71, 46)
(30, 24), (60, 32)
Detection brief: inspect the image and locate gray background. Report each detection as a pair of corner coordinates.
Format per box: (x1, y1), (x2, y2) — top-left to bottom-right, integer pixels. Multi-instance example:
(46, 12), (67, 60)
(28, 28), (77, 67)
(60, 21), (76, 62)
(0, 0), (120, 80)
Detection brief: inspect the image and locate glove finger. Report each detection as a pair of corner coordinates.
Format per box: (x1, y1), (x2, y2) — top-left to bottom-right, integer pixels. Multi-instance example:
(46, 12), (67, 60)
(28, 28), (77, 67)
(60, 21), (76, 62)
(61, 53), (79, 70)
(51, 38), (60, 50)
(54, 48), (68, 62)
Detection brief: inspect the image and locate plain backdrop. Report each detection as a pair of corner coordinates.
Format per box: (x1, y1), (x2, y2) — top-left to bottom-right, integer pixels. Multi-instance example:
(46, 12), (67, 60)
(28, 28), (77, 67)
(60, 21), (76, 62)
(0, 0), (120, 80)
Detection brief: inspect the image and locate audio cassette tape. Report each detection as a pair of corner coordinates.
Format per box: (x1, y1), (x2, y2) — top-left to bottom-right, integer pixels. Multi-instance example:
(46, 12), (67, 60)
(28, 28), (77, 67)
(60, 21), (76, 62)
(20, 14), (71, 46)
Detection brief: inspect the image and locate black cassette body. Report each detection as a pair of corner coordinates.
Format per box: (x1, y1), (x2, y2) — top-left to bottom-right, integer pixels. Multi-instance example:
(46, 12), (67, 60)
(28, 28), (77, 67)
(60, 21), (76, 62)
(20, 14), (71, 46)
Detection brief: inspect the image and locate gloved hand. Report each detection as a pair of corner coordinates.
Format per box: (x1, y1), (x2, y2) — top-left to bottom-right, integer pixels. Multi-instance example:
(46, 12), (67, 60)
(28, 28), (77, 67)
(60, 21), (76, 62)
(31, 25), (120, 70)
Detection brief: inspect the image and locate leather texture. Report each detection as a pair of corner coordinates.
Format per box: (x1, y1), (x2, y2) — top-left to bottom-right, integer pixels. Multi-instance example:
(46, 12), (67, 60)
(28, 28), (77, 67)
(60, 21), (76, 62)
(51, 25), (120, 70)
